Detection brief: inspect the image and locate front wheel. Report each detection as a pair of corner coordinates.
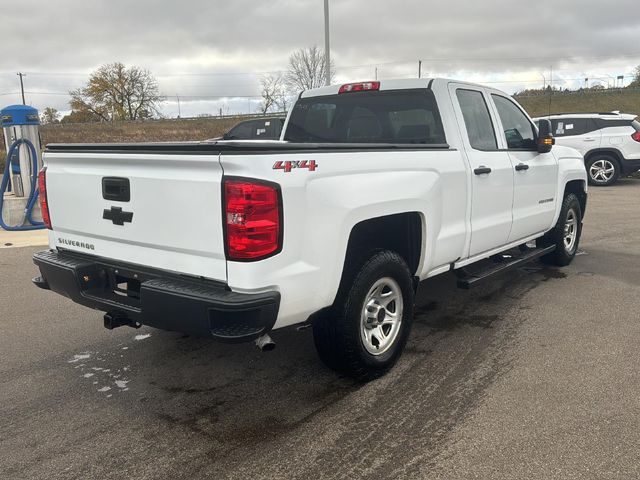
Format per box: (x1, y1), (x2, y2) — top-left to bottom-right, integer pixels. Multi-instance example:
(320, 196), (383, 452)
(312, 250), (414, 381)
(538, 193), (582, 266)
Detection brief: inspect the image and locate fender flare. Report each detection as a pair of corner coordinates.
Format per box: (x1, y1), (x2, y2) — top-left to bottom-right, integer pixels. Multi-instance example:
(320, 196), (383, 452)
(583, 147), (623, 164)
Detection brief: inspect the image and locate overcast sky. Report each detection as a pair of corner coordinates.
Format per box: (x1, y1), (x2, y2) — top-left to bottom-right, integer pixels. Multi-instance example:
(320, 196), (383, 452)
(1, 0), (638, 117)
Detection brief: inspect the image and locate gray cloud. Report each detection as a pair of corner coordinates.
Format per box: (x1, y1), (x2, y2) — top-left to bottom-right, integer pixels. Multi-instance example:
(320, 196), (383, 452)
(1, 0), (638, 115)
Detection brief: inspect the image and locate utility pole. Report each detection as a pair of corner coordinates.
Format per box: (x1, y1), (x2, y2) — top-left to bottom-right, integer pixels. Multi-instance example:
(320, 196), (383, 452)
(547, 65), (553, 117)
(176, 94), (181, 118)
(375, 67), (378, 80)
(418, 60), (422, 79)
(324, 0), (331, 86)
(17, 72), (26, 105)
(601, 74), (615, 89)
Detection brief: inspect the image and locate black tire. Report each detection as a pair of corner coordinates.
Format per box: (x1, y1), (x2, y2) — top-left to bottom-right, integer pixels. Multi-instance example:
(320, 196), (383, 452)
(313, 250), (414, 381)
(537, 193), (582, 266)
(586, 154), (619, 186)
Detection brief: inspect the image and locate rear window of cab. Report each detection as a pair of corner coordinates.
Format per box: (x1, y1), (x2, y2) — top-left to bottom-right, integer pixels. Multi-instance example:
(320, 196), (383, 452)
(284, 89), (446, 144)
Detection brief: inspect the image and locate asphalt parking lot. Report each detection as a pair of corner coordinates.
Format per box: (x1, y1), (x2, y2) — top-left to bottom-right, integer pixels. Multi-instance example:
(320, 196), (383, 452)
(2, 179), (640, 480)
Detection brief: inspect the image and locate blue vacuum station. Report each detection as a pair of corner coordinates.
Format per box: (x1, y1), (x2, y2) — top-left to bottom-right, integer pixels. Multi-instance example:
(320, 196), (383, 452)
(0, 104), (44, 230)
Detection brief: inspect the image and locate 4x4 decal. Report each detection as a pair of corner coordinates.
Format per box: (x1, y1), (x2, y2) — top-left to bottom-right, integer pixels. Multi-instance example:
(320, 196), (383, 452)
(273, 160), (317, 172)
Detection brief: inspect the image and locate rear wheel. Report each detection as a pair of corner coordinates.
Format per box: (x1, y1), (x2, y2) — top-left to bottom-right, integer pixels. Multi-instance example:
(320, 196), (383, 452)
(313, 250), (414, 381)
(586, 154), (619, 186)
(538, 193), (582, 266)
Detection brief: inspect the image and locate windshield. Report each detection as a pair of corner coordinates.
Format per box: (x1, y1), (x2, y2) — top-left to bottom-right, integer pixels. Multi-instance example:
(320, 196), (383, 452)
(284, 89), (446, 144)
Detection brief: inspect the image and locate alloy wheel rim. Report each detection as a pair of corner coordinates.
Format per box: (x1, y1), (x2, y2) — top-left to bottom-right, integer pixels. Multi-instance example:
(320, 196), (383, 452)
(564, 208), (578, 253)
(589, 159), (615, 183)
(360, 277), (403, 356)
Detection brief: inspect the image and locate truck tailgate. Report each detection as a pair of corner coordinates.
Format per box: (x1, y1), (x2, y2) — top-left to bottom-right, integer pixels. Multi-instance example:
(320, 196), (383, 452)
(44, 151), (227, 282)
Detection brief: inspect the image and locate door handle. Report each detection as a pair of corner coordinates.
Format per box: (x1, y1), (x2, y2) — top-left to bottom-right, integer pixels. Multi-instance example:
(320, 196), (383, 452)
(474, 166), (492, 175)
(102, 177), (131, 202)
(515, 163), (530, 171)
(584, 138), (596, 142)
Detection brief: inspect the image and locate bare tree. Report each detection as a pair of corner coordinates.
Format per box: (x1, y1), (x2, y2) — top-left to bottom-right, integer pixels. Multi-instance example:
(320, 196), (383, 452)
(286, 46), (335, 93)
(259, 73), (292, 113)
(69, 62), (163, 121)
(630, 65), (640, 87)
(260, 74), (282, 113)
(40, 107), (59, 124)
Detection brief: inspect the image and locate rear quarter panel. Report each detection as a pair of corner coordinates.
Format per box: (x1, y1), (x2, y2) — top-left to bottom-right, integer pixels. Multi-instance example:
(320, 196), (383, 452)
(221, 148), (468, 329)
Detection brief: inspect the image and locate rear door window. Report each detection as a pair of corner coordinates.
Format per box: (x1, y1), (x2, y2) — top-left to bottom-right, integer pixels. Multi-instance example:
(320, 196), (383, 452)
(456, 89), (497, 150)
(227, 121), (253, 139)
(552, 119), (571, 137)
(553, 118), (581, 137)
(553, 118), (601, 137)
(284, 89), (446, 144)
(227, 119), (283, 140)
(254, 119), (284, 139)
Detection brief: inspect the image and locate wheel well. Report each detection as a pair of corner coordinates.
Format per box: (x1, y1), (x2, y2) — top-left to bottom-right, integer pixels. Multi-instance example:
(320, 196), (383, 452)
(343, 213), (423, 277)
(584, 148), (622, 166)
(564, 180), (587, 218)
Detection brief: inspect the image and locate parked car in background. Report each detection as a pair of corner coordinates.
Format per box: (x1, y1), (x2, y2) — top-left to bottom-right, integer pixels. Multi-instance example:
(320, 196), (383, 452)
(534, 112), (640, 186)
(211, 116), (285, 141)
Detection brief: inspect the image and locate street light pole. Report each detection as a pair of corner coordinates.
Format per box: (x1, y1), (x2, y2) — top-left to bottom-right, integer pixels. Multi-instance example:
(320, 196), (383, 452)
(176, 94), (181, 118)
(324, 0), (331, 86)
(17, 72), (26, 105)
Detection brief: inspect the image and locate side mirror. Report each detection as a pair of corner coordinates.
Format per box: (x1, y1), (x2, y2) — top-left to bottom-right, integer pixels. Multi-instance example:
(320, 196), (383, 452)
(537, 119), (555, 153)
(222, 132), (231, 140)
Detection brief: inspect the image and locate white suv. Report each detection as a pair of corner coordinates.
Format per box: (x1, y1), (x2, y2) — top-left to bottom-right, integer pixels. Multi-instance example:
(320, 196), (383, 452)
(534, 112), (640, 186)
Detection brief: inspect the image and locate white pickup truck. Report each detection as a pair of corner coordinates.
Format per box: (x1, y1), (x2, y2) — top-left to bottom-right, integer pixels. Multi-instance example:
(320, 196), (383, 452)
(33, 78), (587, 380)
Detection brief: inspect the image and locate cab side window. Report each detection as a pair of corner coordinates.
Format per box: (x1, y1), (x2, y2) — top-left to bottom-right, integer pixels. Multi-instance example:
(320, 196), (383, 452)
(492, 95), (536, 150)
(456, 89), (497, 150)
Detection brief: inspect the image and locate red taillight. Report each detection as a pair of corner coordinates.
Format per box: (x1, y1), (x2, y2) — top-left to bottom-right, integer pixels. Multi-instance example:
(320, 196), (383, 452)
(338, 81), (380, 94)
(224, 179), (281, 260)
(38, 168), (52, 230)
(632, 131), (640, 143)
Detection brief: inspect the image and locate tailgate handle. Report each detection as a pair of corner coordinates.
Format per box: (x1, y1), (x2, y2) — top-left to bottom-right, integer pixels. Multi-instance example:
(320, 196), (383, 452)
(102, 177), (130, 202)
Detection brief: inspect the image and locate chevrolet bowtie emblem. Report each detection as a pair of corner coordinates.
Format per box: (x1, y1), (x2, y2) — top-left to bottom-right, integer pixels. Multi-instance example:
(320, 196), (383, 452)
(103, 206), (133, 226)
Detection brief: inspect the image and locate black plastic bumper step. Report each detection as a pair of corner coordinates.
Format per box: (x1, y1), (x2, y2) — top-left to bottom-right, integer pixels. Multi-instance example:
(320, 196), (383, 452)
(32, 249), (280, 342)
(456, 245), (556, 289)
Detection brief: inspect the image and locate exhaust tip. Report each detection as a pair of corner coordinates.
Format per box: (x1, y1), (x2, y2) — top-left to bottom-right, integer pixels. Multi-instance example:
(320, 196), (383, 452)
(255, 333), (276, 352)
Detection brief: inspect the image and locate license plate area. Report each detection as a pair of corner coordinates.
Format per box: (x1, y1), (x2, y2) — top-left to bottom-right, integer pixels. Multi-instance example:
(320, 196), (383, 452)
(78, 264), (151, 310)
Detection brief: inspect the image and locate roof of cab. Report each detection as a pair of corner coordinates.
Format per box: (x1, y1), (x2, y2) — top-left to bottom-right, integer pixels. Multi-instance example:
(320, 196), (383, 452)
(299, 78), (499, 98)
